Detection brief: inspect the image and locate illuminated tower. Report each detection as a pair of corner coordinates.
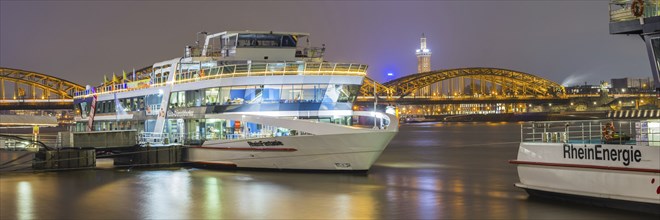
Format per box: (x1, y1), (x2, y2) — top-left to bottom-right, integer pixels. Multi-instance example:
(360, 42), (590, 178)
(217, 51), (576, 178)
(416, 33), (432, 73)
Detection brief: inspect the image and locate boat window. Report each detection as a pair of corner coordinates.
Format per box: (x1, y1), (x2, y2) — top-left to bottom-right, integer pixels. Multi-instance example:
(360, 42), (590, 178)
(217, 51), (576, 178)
(123, 98), (130, 112)
(205, 119), (227, 140)
(281, 84), (295, 103)
(262, 85), (282, 103)
(185, 90), (202, 107)
(322, 84), (340, 104)
(145, 94), (163, 114)
(229, 86), (246, 104)
(225, 35), (237, 47)
(244, 85), (263, 103)
(320, 84), (360, 103)
(236, 34), (296, 48)
(346, 85), (360, 103)
(130, 98), (137, 111)
(101, 101), (107, 113)
(204, 88), (219, 105)
(110, 100), (116, 113)
(302, 84), (325, 103)
(219, 87), (231, 104)
(137, 97), (145, 111)
(169, 91), (181, 108)
(99, 101), (106, 113)
(281, 35), (296, 47)
(79, 102), (88, 118)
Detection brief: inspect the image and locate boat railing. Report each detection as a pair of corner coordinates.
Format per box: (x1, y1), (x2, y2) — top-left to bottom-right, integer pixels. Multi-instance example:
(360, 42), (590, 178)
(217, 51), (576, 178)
(138, 132), (205, 146)
(173, 62), (367, 84)
(138, 132), (167, 146)
(520, 119), (660, 146)
(74, 62), (368, 98)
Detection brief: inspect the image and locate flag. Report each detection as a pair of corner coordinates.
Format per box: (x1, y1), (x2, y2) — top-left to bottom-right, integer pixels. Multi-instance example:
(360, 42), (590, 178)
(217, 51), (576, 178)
(122, 70), (128, 82)
(199, 69), (205, 77)
(103, 75), (108, 84)
(112, 73), (118, 82)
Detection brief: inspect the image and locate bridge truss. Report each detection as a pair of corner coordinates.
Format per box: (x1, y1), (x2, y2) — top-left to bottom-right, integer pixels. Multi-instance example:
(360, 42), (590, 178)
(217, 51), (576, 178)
(360, 77), (393, 97)
(359, 68), (565, 99)
(0, 67), (84, 100)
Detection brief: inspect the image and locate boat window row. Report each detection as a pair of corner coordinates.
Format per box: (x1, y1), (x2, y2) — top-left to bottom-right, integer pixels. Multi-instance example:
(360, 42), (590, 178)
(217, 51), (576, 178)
(99, 97), (145, 114)
(74, 113), (359, 137)
(235, 34), (297, 48)
(76, 96), (151, 116)
(162, 118), (311, 143)
(74, 84), (359, 116)
(169, 84), (360, 108)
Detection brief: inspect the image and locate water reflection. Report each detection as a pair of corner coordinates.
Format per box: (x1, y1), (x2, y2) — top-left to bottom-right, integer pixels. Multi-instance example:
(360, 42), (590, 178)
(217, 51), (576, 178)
(204, 177), (221, 218)
(1, 123), (656, 219)
(140, 171), (191, 219)
(416, 175), (440, 219)
(17, 181), (32, 220)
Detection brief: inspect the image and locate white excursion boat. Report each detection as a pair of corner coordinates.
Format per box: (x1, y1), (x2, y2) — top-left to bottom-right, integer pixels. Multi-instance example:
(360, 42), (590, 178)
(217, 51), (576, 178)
(72, 30), (398, 171)
(510, 119), (660, 214)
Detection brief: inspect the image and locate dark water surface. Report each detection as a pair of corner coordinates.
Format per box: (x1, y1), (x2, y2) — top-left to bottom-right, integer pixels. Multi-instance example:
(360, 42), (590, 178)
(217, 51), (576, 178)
(1, 122), (656, 219)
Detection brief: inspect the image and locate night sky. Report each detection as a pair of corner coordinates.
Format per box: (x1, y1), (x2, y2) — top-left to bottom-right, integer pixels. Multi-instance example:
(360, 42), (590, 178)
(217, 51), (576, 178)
(0, 0), (651, 86)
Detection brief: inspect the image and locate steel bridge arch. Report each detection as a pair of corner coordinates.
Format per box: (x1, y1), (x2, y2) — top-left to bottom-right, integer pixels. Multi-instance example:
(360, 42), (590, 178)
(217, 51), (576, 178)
(360, 77), (393, 97)
(383, 67), (565, 98)
(0, 67), (84, 99)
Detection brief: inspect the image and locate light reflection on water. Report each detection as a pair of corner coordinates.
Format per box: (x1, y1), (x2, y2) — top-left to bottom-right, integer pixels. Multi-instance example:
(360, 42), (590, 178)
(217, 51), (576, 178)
(17, 181), (32, 220)
(140, 171), (191, 219)
(1, 123), (657, 219)
(204, 177), (221, 218)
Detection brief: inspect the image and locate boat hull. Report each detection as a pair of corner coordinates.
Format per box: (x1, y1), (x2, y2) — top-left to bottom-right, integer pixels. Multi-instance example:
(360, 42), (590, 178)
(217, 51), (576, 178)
(187, 131), (397, 171)
(520, 186), (660, 214)
(511, 142), (660, 213)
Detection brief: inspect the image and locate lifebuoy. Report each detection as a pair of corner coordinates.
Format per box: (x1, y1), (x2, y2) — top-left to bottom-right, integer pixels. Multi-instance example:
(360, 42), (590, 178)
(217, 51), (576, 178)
(632, 0), (645, 17)
(602, 122), (615, 141)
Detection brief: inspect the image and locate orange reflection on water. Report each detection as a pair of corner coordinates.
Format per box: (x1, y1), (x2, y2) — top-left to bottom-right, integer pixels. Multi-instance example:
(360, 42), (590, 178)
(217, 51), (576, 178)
(333, 190), (375, 219)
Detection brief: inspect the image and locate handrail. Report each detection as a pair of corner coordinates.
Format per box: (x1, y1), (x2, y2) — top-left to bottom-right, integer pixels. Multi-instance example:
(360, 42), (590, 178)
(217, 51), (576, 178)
(520, 119), (660, 146)
(74, 62), (367, 98)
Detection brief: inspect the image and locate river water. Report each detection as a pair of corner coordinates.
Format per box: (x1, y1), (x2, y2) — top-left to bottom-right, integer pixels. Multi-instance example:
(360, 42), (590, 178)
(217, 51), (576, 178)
(0, 122), (656, 219)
